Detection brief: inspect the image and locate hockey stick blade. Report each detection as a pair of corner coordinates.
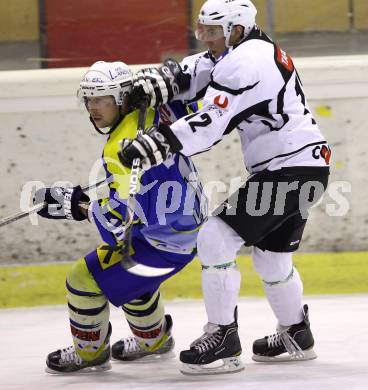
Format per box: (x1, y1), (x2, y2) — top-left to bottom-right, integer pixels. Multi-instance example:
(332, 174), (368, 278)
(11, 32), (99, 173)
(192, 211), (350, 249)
(120, 255), (175, 277)
(120, 219), (175, 277)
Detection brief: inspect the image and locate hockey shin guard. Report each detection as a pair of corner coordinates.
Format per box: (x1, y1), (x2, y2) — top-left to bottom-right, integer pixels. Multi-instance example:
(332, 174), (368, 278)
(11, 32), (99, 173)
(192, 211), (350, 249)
(202, 264), (241, 326)
(252, 248), (304, 327)
(66, 258), (110, 362)
(197, 217), (244, 326)
(122, 290), (167, 350)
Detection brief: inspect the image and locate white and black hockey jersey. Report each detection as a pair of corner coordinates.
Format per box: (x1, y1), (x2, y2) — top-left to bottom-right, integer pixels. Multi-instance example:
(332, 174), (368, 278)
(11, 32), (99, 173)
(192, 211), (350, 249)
(173, 27), (331, 174)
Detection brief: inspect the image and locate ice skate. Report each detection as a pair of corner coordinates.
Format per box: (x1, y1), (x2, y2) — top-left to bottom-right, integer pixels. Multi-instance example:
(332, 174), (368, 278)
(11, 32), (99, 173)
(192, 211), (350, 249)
(45, 345), (111, 374)
(46, 323), (112, 374)
(252, 304), (317, 362)
(180, 315), (244, 375)
(111, 314), (175, 362)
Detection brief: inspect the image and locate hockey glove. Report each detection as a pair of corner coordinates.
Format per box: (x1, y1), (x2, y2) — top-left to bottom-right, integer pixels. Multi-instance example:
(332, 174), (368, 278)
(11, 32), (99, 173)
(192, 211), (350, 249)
(118, 124), (183, 170)
(33, 185), (90, 221)
(129, 58), (191, 109)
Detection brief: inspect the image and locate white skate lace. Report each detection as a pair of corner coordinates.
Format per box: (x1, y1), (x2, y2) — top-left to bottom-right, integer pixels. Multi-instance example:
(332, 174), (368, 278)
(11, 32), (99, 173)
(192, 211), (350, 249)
(60, 346), (83, 366)
(190, 323), (220, 348)
(267, 330), (305, 359)
(123, 336), (142, 354)
(194, 329), (223, 353)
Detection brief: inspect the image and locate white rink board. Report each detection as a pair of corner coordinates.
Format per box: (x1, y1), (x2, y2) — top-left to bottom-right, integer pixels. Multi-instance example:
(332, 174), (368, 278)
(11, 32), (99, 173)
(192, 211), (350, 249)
(1, 295), (368, 390)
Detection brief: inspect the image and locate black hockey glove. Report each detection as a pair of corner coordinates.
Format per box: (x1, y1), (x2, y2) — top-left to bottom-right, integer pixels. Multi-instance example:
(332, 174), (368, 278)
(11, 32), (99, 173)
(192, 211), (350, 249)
(33, 185), (90, 221)
(129, 58), (191, 109)
(118, 124), (183, 170)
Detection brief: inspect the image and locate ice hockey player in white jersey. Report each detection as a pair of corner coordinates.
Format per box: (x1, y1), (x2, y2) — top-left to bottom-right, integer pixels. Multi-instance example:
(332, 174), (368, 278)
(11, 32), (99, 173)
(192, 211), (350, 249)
(119, 0), (331, 375)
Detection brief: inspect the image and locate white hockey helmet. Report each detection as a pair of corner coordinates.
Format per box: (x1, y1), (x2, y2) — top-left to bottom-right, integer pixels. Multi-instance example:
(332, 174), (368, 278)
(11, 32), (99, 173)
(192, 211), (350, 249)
(77, 61), (133, 105)
(196, 0), (257, 47)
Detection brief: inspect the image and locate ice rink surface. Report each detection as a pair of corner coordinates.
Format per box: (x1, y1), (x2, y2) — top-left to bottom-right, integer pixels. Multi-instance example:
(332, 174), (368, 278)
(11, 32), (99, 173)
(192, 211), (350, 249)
(1, 295), (367, 390)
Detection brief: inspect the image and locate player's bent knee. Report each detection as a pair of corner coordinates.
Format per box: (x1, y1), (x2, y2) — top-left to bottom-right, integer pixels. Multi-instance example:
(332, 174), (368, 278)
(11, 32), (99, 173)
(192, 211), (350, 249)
(123, 290), (164, 327)
(66, 258), (106, 308)
(198, 217), (244, 267)
(252, 247), (294, 285)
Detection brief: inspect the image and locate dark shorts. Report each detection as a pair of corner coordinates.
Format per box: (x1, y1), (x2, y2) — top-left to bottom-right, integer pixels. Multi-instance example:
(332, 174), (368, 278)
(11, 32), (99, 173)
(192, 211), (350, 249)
(85, 232), (195, 307)
(214, 166), (329, 252)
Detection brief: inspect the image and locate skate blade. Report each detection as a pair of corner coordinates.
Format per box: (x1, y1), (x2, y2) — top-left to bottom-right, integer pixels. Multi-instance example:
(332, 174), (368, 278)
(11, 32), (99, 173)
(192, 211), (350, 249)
(45, 361), (112, 375)
(112, 351), (176, 363)
(180, 357), (245, 376)
(252, 348), (317, 363)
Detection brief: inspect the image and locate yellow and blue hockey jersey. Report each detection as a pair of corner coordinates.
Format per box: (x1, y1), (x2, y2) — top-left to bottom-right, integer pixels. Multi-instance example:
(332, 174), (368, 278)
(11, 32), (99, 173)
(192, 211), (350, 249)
(90, 101), (206, 255)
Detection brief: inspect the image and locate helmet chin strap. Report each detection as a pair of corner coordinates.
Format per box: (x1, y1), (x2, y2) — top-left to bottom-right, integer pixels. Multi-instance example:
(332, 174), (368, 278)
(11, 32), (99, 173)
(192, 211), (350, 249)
(225, 24), (248, 48)
(224, 21), (234, 48)
(89, 116), (113, 135)
(89, 106), (126, 135)
(212, 25), (249, 61)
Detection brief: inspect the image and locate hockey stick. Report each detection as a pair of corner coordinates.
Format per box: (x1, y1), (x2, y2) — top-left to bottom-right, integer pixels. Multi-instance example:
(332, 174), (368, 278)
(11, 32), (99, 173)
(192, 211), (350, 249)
(120, 100), (175, 277)
(0, 178), (107, 228)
